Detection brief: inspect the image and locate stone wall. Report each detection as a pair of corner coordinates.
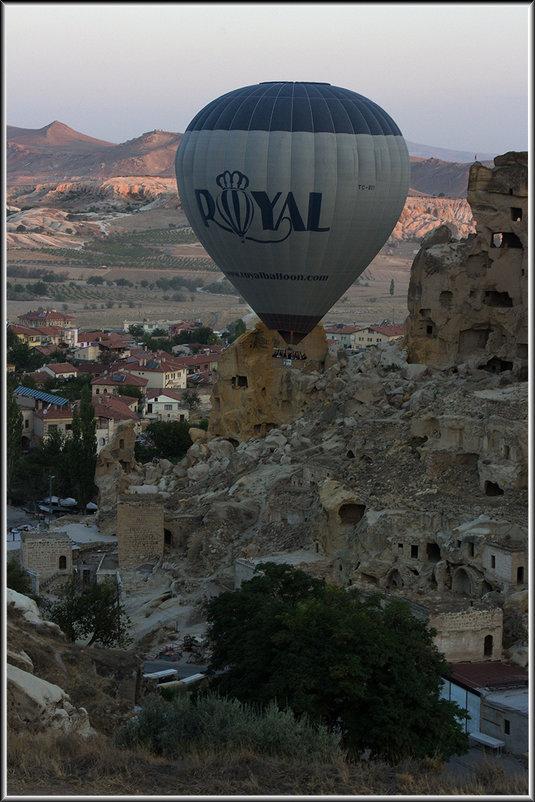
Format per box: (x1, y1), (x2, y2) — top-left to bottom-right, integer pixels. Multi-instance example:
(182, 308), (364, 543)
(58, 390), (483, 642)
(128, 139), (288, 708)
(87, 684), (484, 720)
(429, 606), (503, 663)
(117, 494), (164, 568)
(405, 152), (528, 376)
(21, 533), (72, 585)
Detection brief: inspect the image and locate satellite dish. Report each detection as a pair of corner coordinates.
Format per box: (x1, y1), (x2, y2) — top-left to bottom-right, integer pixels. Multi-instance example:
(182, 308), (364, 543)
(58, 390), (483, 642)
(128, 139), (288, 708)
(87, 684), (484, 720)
(176, 81), (409, 344)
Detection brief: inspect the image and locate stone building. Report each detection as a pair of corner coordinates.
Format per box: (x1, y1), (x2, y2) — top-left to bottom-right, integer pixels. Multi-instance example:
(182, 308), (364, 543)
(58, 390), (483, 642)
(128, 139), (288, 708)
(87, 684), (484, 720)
(481, 538), (527, 590)
(402, 595), (503, 664)
(117, 493), (164, 568)
(20, 531), (73, 592)
(405, 152), (528, 378)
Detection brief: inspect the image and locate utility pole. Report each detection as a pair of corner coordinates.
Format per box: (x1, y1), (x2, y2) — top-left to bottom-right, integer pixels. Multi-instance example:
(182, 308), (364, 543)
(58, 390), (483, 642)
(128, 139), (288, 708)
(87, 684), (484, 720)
(48, 474), (55, 526)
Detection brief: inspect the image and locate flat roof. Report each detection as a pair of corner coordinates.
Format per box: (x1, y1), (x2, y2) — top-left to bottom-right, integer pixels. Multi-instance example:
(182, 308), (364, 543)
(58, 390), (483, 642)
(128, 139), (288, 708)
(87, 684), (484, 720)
(483, 687), (529, 715)
(449, 661), (528, 692)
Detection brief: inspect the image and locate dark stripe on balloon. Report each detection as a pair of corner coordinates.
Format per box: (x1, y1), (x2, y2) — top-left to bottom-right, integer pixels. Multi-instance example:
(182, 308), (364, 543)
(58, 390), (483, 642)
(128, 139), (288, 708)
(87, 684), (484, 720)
(186, 82), (403, 136)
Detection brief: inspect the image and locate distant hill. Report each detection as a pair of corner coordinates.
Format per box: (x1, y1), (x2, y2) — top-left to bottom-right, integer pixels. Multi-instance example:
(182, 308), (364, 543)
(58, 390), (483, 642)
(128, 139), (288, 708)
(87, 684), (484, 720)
(7, 123), (183, 184)
(405, 140), (496, 163)
(7, 121), (496, 197)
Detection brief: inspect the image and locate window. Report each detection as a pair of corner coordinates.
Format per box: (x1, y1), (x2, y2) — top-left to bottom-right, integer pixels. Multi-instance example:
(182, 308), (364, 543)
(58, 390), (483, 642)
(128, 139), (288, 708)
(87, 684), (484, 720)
(398, 543), (404, 550)
(411, 545), (419, 558)
(58, 555), (67, 570)
(484, 635), (493, 657)
(164, 404), (173, 410)
(517, 566), (524, 584)
(504, 719), (510, 735)
(491, 555), (496, 569)
(119, 439), (124, 449)
(469, 542), (475, 557)
(48, 424), (57, 432)
(25, 419), (29, 428)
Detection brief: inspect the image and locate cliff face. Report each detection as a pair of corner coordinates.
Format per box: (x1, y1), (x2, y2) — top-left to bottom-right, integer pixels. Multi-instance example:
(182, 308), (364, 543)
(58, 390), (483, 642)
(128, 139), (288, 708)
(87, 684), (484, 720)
(405, 152), (528, 376)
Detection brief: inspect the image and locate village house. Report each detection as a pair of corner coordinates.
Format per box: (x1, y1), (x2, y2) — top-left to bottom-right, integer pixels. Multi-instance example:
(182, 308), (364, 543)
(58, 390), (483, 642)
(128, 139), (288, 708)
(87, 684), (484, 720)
(440, 661), (528, 756)
(124, 355), (187, 390)
(91, 370), (148, 397)
(13, 386), (70, 450)
(17, 308), (76, 329)
(77, 331), (104, 348)
(93, 394), (141, 451)
(20, 531), (74, 594)
(354, 323), (405, 347)
(323, 324), (359, 348)
(167, 320), (203, 338)
(33, 324), (78, 348)
(72, 343), (101, 362)
(36, 361), (78, 381)
(175, 352), (221, 376)
(9, 324), (43, 348)
(97, 331), (136, 357)
(141, 389), (190, 422)
(33, 404), (74, 446)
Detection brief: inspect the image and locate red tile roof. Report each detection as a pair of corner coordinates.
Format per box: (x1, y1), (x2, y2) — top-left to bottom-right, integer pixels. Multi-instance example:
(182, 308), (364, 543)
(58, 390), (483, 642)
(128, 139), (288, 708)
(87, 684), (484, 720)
(34, 325), (65, 336)
(93, 394), (139, 421)
(91, 371), (148, 387)
(145, 388), (184, 402)
(77, 331), (104, 344)
(9, 324), (41, 337)
(449, 662), (528, 692)
(18, 308), (75, 324)
(34, 405), (74, 420)
(368, 324), (405, 337)
(35, 344), (59, 356)
(41, 362), (77, 374)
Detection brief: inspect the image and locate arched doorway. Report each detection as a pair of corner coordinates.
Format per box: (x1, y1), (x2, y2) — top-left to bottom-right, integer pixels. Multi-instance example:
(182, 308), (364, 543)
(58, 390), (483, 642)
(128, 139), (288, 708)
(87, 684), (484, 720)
(386, 569), (404, 589)
(453, 568), (471, 595)
(58, 555), (67, 570)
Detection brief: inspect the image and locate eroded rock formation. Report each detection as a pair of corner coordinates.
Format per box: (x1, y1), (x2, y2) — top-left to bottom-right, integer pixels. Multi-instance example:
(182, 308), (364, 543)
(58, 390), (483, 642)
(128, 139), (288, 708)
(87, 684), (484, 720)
(208, 321), (329, 441)
(405, 152), (527, 375)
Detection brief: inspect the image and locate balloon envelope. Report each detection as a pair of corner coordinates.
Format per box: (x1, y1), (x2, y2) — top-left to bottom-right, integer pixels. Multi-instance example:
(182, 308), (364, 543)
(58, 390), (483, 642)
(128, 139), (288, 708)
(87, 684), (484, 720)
(176, 81), (409, 343)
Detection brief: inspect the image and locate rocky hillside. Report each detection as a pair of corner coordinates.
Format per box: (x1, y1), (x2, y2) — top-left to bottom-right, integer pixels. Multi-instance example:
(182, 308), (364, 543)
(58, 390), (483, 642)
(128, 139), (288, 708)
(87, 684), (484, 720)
(7, 122), (182, 184)
(390, 197), (474, 242)
(7, 120), (487, 199)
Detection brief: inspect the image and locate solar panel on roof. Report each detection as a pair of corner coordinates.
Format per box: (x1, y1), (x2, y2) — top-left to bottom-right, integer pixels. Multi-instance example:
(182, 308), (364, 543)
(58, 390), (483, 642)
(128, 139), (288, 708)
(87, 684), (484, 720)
(14, 385), (69, 406)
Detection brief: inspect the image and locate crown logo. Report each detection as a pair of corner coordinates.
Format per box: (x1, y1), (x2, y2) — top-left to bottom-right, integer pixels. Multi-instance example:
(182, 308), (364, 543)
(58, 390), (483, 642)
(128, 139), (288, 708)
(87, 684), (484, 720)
(216, 170), (249, 190)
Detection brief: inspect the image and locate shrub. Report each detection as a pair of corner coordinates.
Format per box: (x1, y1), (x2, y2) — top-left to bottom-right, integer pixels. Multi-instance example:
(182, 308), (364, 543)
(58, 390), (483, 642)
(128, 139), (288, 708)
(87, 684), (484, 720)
(116, 692), (338, 762)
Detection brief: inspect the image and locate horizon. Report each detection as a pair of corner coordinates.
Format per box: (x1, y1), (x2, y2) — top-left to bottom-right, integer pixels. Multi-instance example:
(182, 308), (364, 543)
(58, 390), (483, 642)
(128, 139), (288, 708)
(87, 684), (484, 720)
(4, 3), (531, 155)
(5, 117), (505, 161)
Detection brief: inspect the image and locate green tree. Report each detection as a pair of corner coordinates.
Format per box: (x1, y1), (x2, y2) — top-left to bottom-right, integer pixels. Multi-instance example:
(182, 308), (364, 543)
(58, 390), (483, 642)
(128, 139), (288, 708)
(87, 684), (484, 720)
(389, 278), (395, 296)
(47, 576), (131, 646)
(7, 390), (23, 493)
(7, 557), (32, 596)
(65, 385), (97, 508)
(146, 420), (192, 461)
(206, 563), (469, 764)
(181, 388), (201, 414)
(129, 324), (145, 339)
(7, 340), (47, 372)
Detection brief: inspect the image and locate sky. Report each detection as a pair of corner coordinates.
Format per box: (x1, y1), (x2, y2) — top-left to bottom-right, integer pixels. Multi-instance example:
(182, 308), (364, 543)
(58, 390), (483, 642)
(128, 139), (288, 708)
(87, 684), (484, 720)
(3, 2), (531, 155)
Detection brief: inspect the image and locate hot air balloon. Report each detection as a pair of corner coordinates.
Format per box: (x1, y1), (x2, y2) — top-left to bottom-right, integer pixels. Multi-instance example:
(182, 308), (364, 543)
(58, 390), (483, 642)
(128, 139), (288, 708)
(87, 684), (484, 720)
(175, 81), (409, 344)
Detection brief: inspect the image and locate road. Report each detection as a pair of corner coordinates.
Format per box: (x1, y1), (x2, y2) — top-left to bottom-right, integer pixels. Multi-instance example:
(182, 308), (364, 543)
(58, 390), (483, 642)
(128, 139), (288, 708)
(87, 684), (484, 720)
(143, 658), (208, 677)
